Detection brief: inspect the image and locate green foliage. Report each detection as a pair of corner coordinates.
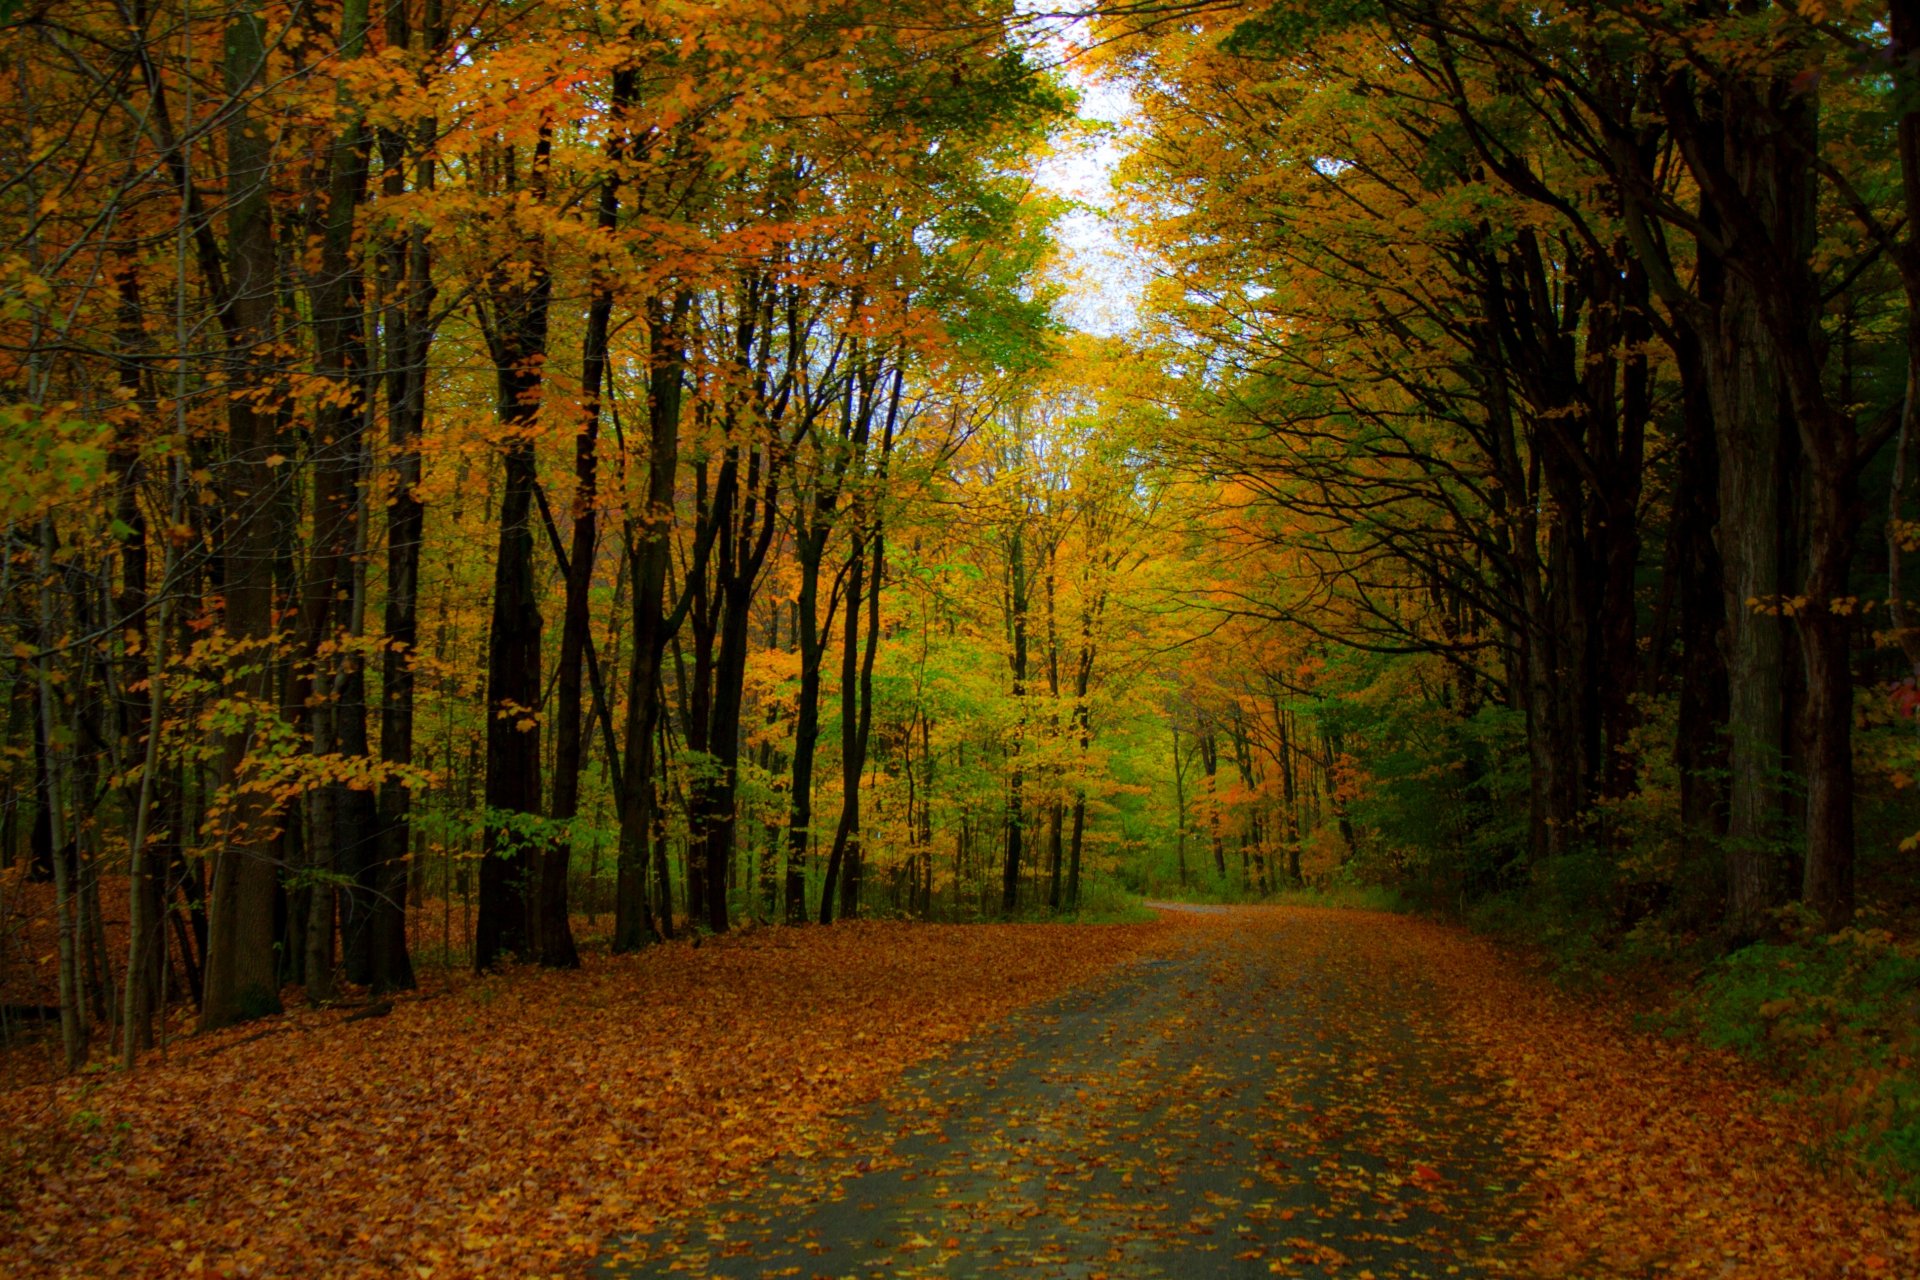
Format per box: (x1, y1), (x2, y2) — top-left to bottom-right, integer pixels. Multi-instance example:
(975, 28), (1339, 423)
(1349, 702), (1531, 908)
(868, 47), (1072, 144)
(1680, 922), (1920, 1195)
(1221, 0), (1386, 60)
(923, 182), (1066, 372)
(1263, 880), (1408, 913)
(0, 406), (110, 525)
(1058, 877), (1156, 924)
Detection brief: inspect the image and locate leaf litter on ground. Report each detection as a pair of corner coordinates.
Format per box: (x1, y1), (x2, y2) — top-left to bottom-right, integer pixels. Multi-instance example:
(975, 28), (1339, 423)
(2, 906), (1916, 1279)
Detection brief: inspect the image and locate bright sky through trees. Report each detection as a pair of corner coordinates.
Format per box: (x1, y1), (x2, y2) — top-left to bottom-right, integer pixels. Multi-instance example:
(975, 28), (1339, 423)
(1033, 62), (1144, 334)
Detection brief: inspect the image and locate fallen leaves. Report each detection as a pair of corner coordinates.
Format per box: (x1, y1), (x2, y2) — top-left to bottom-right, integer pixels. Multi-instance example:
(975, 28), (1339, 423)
(1394, 910), (1920, 1279)
(0, 919), (1172, 1278)
(604, 908), (1529, 1277)
(7, 906), (1916, 1279)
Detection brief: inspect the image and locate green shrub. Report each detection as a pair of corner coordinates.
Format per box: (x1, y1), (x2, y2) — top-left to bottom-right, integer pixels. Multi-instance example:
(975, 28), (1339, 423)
(1068, 876), (1157, 923)
(1682, 921), (1920, 1196)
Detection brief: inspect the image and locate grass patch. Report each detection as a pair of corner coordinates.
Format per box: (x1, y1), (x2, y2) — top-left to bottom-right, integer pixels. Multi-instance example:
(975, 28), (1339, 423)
(1146, 876), (1409, 914)
(1260, 883), (1409, 913)
(1676, 915), (1920, 1199)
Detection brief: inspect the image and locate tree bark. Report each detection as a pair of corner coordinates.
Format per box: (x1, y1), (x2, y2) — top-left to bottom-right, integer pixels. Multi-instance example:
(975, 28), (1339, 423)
(544, 66), (637, 968)
(1000, 518), (1028, 915)
(201, 9), (286, 1030)
(475, 130), (553, 971)
(369, 0), (439, 995)
(612, 293), (690, 951)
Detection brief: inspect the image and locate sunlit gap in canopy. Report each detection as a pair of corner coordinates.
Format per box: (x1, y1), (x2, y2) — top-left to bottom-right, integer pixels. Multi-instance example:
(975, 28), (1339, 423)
(1011, 1), (1150, 337)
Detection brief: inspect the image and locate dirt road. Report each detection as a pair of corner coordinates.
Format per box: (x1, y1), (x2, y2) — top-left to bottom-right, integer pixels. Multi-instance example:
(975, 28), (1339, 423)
(596, 906), (1527, 1278)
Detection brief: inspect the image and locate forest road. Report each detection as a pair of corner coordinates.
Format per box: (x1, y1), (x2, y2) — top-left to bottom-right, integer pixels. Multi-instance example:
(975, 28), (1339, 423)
(592, 906), (1530, 1279)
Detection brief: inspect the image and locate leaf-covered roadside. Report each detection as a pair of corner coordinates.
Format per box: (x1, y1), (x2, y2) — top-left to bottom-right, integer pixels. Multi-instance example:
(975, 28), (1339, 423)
(0, 920), (1173, 1278)
(1410, 916), (1920, 1278)
(1679, 924), (1920, 1199)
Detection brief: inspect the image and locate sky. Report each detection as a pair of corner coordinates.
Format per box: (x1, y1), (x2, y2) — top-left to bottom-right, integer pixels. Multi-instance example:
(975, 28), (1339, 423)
(1030, 54), (1148, 336)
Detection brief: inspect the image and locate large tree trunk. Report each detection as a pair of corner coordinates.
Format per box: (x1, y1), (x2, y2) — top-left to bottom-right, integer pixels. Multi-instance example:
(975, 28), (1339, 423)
(1658, 69), (1812, 938)
(1756, 105), (1859, 931)
(474, 131), (553, 971)
(1796, 460), (1859, 929)
(201, 10), (286, 1030)
(612, 293), (690, 952)
(544, 66), (637, 968)
(296, 0), (376, 999)
(1659, 328), (1731, 915)
(369, 0), (439, 995)
(1708, 291), (1793, 938)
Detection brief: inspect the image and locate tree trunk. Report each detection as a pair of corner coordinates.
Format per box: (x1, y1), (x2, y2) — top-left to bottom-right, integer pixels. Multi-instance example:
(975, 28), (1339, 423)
(1201, 730), (1226, 878)
(844, 522), (885, 918)
(544, 67), (636, 968)
(35, 522), (85, 1069)
(369, 0), (439, 994)
(1275, 704), (1302, 885)
(475, 130), (553, 971)
(819, 366), (895, 923)
(201, 10), (286, 1030)
(784, 528), (829, 923)
(1000, 518), (1028, 915)
(612, 293), (690, 952)
(1170, 719), (1188, 888)
(820, 528), (866, 923)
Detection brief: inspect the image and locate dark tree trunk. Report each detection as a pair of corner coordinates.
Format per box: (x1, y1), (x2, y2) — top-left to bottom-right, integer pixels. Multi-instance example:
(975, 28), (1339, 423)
(1658, 70), (1811, 938)
(819, 527), (866, 923)
(612, 292), (691, 952)
(29, 695), (51, 883)
(784, 528), (829, 923)
(1000, 515), (1029, 915)
(1171, 720), (1188, 888)
(475, 131), (553, 971)
(110, 257), (164, 1053)
(201, 10), (286, 1030)
(1275, 704), (1302, 885)
(369, 0), (439, 994)
(543, 66), (637, 969)
(819, 367), (896, 924)
(842, 523), (885, 918)
(1201, 730), (1226, 878)
(1893, 0), (1920, 683)
(1664, 329), (1732, 915)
